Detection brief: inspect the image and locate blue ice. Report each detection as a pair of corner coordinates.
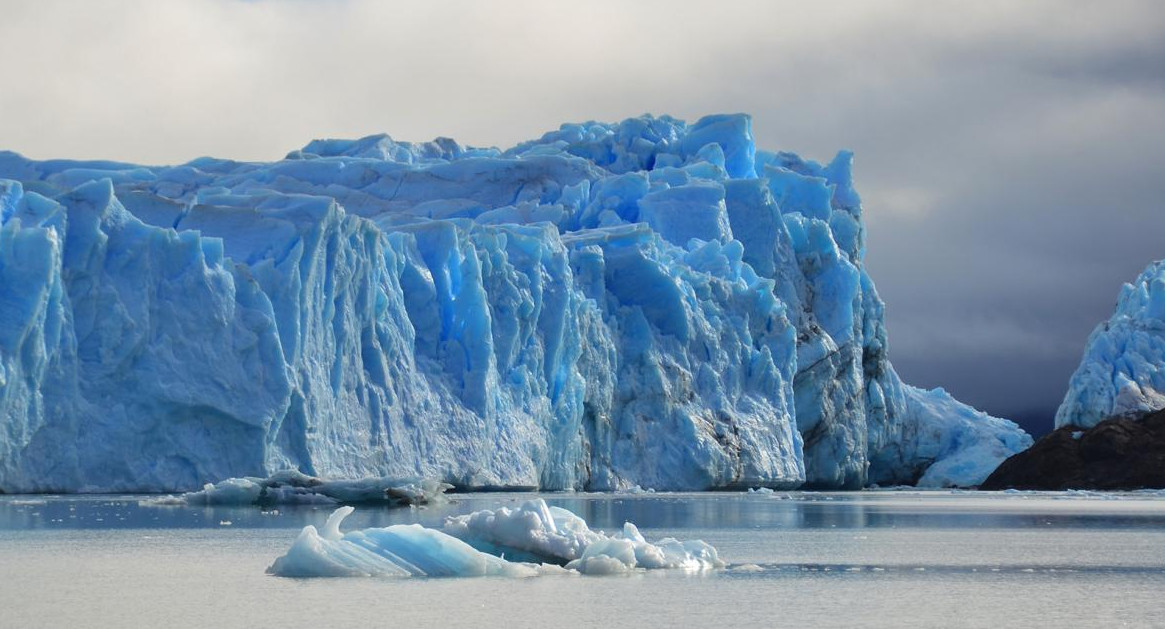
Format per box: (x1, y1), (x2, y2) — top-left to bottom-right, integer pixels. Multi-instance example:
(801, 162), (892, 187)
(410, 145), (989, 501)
(0, 114), (1029, 492)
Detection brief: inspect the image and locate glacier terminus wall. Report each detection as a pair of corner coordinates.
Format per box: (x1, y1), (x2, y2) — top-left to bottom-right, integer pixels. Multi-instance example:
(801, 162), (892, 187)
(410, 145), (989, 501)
(0, 114), (1030, 492)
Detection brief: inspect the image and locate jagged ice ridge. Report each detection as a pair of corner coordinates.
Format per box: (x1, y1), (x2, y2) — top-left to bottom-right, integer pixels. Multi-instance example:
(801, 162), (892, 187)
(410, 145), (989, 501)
(0, 114), (1030, 492)
(1056, 259), (1165, 428)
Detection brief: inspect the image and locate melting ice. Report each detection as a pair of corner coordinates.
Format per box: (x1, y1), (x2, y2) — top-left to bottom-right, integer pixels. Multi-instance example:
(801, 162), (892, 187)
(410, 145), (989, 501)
(266, 498), (723, 577)
(141, 471), (451, 507)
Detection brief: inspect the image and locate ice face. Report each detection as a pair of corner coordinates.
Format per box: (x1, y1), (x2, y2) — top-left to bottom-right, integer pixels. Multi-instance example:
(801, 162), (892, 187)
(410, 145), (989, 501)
(266, 499), (724, 578)
(871, 386), (1033, 488)
(0, 114), (1029, 491)
(1056, 260), (1165, 429)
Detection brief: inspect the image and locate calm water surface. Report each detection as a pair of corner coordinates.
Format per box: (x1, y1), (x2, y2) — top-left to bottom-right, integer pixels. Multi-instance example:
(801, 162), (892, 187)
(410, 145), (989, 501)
(2, 491), (1164, 628)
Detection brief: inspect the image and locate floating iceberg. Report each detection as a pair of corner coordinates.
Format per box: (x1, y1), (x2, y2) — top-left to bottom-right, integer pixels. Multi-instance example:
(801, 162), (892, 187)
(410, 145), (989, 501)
(268, 506), (533, 578)
(0, 114), (1029, 492)
(141, 471), (450, 507)
(442, 498), (721, 571)
(266, 498), (723, 578)
(1056, 260), (1165, 428)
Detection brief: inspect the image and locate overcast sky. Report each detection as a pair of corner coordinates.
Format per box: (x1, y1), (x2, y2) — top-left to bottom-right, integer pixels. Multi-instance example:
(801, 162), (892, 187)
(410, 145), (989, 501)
(2, 0), (1162, 435)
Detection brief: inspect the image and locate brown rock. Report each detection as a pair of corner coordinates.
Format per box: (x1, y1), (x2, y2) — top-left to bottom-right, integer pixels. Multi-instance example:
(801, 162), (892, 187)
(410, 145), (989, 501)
(980, 408), (1165, 490)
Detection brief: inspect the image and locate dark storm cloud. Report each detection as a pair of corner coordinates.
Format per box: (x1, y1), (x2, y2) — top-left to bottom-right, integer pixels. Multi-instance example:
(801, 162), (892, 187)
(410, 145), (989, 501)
(1, 0), (1162, 435)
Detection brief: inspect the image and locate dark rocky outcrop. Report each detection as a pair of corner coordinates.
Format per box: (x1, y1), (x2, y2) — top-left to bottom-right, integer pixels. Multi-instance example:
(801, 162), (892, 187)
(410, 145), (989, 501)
(981, 409), (1165, 490)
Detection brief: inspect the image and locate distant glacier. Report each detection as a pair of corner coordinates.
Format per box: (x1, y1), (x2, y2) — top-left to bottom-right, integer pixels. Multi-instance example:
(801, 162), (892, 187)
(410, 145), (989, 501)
(1056, 259), (1165, 428)
(0, 114), (1030, 492)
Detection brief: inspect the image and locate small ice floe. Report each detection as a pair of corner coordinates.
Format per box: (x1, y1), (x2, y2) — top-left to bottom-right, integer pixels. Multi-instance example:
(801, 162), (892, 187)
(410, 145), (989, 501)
(219, 520), (232, 526)
(729, 564), (765, 573)
(747, 487), (792, 499)
(267, 499), (724, 578)
(1059, 489), (1101, 500)
(140, 471), (452, 508)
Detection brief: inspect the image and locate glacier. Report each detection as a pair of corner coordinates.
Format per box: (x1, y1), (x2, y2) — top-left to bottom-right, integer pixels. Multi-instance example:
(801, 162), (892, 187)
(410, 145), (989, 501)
(0, 113), (1029, 492)
(1056, 259), (1165, 428)
(266, 499), (724, 577)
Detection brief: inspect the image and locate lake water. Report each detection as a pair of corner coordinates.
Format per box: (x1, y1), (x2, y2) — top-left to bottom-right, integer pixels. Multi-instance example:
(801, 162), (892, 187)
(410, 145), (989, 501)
(2, 490), (1165, 628)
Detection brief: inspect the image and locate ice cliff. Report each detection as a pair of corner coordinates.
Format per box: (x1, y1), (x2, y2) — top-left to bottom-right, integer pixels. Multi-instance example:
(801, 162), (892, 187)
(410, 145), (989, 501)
(0, 114), (1029, 492)
(1056, 259), (1165, 428)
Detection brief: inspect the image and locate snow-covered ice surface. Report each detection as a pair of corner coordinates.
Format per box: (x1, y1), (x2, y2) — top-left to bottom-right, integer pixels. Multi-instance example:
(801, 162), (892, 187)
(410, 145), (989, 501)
(1056, 259), (1165, 429)
(267, 498), (723, 577)
(0, 114), (1029, 492)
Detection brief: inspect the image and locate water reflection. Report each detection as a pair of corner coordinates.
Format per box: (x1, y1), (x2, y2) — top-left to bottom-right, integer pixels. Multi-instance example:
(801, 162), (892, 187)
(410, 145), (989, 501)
(3, 491), (1165, 533)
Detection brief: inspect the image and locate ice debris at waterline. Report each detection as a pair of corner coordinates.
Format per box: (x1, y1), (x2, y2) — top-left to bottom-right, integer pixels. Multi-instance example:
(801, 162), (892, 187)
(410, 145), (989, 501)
(0, 113), (1030, 492)
(1056, 259), (1165, 429)
(267, 499), (724, 578)
(141, 471), (450, 507)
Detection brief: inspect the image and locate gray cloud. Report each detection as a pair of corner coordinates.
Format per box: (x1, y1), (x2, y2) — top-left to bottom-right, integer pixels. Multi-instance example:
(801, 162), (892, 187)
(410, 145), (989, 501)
(2, 0), (1163, 435)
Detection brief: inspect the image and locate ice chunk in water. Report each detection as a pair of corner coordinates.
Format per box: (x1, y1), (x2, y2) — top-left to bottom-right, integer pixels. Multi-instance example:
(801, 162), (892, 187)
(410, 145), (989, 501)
(268, 499), (723, 578)
(142, 473), (451, 507)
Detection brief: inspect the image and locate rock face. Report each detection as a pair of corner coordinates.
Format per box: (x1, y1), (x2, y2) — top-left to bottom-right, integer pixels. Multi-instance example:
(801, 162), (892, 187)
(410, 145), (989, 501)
(981, 409), (1165, 490)
(0, 113), (1030, 492)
